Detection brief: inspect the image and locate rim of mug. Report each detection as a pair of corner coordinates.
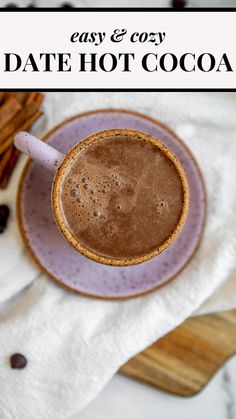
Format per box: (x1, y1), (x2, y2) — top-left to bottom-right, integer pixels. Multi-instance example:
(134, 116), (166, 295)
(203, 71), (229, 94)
(52, 128), (190, 267)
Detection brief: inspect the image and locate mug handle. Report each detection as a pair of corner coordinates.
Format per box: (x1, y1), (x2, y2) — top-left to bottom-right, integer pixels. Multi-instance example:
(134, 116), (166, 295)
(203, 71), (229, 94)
(14, 131), (65, 173)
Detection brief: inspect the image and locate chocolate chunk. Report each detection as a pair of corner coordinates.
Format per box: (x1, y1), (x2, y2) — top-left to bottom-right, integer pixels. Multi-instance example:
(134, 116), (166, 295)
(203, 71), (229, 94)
(0, 222), (6, 234)
(0, 205), (10, 219)
(10, 353), (27, 370)
(0, 205), (10, 234)
(172, 0), (186, 8)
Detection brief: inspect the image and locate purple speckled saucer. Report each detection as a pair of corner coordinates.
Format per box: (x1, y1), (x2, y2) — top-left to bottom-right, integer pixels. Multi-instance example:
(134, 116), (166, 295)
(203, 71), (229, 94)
(17, 109), (206, 299)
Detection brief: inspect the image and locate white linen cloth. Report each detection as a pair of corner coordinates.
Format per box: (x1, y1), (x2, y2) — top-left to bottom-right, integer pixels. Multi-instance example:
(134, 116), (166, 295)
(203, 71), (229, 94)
(0, 92), (236, 419)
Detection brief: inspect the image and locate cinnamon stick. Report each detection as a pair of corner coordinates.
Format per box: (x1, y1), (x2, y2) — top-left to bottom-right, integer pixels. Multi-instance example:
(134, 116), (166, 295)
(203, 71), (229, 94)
(0, 98), (22, 131)
(9, 92), (29, 105)
(0, 92), (5, 105)
(0, 111), (42, 188)
(0, 92), (44, 188)
(0, 110), (42, 154)
(0, 102), (42, 147)
(0, 146), (13, 181)
(26, 93), (44, 107)
(0, 147), (20, 189)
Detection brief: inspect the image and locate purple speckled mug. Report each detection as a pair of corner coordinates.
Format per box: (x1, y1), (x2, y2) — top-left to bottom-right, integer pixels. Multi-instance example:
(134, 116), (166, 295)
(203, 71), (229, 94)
(14, 129), (189, 267)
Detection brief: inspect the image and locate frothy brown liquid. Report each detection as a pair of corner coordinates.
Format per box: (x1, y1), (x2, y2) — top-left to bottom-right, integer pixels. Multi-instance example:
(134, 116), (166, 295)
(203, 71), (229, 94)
(60, 136), (184, 260)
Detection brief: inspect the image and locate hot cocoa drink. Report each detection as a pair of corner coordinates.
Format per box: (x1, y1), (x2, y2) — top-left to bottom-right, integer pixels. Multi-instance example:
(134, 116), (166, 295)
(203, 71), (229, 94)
(59, 132), (188, 263)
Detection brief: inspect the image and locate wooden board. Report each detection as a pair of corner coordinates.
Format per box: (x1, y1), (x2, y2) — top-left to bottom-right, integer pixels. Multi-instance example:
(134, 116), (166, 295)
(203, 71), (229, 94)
(120, 310), (236, 396)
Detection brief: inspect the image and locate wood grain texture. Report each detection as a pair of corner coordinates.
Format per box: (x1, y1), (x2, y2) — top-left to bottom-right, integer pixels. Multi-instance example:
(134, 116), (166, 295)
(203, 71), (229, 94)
(120, 310), (236, 396)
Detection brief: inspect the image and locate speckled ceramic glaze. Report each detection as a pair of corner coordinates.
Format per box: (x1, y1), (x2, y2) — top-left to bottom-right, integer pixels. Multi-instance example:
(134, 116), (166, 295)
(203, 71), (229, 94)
(17, 109), (206, 299)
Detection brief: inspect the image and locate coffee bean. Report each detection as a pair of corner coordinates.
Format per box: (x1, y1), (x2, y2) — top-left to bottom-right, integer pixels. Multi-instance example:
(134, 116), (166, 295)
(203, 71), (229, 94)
(172, 0), (186, 8)
(10, 353), (27, 369)
(0, 205), (10, 234)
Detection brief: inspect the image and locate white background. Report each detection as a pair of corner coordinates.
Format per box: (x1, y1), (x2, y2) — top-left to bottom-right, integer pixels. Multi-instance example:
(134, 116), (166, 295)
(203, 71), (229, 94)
(0, 11), (235, 89)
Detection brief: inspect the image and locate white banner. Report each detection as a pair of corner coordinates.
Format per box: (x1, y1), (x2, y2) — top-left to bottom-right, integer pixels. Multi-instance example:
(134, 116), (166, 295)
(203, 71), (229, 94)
(0, 10), (235, 90)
